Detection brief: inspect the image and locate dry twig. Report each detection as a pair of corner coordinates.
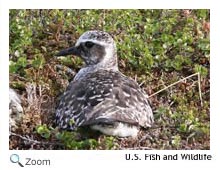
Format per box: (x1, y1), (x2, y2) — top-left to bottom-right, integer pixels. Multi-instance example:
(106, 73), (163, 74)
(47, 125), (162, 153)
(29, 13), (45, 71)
(149, 72), (203, 106)
(10, 132), (63, 147)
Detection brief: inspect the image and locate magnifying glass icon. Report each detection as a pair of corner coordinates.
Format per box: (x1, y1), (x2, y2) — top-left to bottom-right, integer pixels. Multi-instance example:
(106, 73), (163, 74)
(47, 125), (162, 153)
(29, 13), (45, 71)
(10, 154), (24, 167)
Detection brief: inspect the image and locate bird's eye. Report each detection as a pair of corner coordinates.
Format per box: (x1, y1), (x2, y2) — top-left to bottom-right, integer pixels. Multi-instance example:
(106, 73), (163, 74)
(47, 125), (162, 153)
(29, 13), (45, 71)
(85, 41), (94, 48)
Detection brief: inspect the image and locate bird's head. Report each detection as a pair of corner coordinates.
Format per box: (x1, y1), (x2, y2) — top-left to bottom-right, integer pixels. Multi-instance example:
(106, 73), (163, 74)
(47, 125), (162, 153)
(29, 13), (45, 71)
(56, 30), (118, 69)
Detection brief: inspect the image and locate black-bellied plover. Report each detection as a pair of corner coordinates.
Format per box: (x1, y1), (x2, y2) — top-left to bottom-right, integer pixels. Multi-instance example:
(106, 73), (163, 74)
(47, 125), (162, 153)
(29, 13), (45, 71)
(55, 30), (154, 137)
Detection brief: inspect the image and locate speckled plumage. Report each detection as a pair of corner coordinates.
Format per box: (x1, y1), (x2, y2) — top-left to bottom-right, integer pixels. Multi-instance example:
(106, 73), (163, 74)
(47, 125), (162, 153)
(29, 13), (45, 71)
(55, 30), (154, 137)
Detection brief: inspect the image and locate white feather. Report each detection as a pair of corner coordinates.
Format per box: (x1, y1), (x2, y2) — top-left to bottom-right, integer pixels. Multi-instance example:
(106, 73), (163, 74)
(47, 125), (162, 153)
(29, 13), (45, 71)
(91, 123), (139, 138)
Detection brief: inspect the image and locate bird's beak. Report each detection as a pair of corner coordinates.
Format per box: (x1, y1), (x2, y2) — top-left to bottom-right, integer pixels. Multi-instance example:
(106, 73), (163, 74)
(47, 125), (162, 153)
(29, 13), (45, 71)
(55, 46), (80, 56)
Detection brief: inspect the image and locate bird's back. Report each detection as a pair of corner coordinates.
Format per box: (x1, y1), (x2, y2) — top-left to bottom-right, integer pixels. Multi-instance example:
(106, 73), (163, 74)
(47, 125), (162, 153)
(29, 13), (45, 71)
(55, 69), (154, 130)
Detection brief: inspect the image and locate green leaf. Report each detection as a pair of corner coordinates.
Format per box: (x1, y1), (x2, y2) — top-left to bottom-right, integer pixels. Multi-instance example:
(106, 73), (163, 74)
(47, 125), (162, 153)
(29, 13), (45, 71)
(32, 55), (45, 69)
(194, 64), (208, 77)
(17, 57), (27, 68)
(36, 124), (51, 139)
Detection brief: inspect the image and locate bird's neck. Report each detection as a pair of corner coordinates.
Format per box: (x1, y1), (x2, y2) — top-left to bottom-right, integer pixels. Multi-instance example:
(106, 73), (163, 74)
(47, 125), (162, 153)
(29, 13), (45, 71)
(74, 47), (118, 81)
(74, 59), (118, 80)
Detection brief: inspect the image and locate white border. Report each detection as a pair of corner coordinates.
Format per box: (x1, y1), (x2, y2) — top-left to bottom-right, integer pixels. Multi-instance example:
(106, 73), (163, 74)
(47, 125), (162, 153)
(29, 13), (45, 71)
(1, 1), (220, 170)
(3, 0), (213, 9)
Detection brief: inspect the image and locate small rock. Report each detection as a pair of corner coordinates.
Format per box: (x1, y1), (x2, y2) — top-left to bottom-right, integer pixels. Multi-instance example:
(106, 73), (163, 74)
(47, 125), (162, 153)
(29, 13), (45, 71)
(9, 88), (24, 131)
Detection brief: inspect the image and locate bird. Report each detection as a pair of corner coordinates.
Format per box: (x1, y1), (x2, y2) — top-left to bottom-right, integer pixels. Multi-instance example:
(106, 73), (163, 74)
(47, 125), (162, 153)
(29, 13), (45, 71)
(55, 30), (154, 137)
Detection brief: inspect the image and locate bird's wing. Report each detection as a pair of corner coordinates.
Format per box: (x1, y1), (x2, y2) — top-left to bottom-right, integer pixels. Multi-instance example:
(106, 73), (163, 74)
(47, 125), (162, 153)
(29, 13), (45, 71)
(56, 70), (154, 129)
